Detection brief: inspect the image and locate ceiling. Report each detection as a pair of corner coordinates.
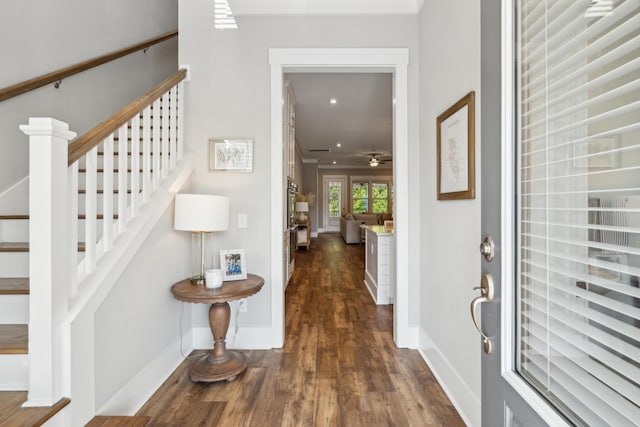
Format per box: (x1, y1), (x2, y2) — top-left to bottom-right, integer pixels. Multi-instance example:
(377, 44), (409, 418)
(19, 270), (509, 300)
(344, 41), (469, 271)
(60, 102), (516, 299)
(286, 73), (393, 169)
(231, 0), (425, 15)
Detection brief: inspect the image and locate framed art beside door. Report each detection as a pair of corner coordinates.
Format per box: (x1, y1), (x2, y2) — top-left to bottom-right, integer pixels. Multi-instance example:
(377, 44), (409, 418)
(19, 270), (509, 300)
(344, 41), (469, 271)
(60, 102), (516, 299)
(436, 91), (475, 200)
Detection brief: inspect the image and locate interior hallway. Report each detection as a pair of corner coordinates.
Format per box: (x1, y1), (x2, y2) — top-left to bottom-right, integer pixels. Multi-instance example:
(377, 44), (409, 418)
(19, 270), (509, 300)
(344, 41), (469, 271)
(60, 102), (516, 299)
(132, 234), (464, 426)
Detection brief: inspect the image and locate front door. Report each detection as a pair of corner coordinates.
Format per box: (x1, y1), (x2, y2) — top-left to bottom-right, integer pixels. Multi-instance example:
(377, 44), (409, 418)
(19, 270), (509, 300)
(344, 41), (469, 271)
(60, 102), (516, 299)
(323, 175), (347, 232)
(479, 0), (640, 425)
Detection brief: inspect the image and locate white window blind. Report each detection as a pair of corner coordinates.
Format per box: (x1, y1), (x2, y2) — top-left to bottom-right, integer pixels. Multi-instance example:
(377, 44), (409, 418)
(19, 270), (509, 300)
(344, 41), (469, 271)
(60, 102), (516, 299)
(516, 1), (640, 426)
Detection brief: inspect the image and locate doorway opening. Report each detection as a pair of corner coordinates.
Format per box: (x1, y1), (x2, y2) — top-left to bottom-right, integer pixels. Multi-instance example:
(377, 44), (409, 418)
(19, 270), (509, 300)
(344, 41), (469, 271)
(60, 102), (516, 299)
(269, 48), (411, 348)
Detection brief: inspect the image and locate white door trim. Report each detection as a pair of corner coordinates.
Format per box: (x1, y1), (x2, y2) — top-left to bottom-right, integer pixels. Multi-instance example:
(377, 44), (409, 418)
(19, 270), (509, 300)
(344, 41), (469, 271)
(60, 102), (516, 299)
(269, 48), (411, 348)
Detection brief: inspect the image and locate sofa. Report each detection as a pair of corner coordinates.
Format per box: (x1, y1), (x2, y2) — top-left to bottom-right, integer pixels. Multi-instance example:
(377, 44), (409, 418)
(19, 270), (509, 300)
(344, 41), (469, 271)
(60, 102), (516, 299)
(340, 212), (393, 244)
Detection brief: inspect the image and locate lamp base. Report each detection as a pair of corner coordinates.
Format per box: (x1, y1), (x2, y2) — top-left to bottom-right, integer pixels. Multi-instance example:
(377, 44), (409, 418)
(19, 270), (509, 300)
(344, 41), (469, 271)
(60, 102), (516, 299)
(191, 275), (205, 285)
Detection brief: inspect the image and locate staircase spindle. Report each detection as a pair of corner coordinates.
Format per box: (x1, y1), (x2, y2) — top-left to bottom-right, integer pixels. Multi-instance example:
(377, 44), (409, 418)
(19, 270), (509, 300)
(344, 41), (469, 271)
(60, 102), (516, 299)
(142, 107), (152, 203)
(161, 95), (170, 180)
(152, 99), (161, 190)
(177, 81), (185, 161)
(130, 116), (141, 217)
(102, 134), (115, 252)
(169, 86), (177, 169)
(117, 126), (128, 233)
(84, 148), (98, 274)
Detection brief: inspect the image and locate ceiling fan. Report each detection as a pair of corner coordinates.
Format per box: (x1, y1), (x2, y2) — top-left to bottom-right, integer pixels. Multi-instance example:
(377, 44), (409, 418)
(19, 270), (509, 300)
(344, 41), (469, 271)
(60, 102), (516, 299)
(364, 152), (392, 167)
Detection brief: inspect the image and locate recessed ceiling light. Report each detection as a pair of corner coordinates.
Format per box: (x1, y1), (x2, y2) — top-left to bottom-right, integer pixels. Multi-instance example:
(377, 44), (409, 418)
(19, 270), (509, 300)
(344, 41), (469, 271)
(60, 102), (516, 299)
(329, 98), (337, 105)
(332, 161), (337, 165)
(336, 142), (342, 148)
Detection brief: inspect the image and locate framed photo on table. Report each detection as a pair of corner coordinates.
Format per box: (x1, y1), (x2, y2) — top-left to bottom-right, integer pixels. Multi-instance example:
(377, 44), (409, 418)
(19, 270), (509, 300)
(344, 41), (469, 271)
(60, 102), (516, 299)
(220, 249), (247, 281)
(436, 91), (475, 200)
(209, 138), (253, 172)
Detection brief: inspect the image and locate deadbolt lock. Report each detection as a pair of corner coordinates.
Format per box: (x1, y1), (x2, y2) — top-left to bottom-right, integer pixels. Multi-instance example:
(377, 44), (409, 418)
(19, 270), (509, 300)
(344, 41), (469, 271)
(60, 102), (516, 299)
(479, 236), (495, 262)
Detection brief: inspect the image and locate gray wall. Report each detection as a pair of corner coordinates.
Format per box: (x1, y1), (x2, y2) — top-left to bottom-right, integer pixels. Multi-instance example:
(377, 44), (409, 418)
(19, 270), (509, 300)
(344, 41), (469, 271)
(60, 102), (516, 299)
(0, 0), (178, 195)
(178, 8), (420, 329)
(418, 0), (481, 424)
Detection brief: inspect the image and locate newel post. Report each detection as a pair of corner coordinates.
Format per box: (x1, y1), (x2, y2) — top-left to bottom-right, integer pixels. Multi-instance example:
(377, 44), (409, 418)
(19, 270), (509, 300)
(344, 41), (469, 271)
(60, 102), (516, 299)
(20, 118), (76, 406)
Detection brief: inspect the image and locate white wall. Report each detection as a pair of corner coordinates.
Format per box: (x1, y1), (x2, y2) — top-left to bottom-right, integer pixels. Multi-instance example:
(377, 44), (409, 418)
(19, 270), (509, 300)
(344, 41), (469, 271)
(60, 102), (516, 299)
(93, 200), (191, 411)
(418, 0), (481, 425)
(179, 5), (421, 332)
(0, 0), (178, 195)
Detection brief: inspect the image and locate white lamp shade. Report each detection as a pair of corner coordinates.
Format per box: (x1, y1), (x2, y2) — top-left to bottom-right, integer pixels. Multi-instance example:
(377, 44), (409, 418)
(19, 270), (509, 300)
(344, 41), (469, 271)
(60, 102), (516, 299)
(295, 201), (309, 212)
(174, 194), (230, 232)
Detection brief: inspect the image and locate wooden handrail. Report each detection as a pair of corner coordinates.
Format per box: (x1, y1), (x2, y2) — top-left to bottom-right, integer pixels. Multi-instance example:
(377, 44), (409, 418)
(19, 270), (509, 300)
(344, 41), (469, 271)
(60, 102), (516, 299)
(0, 30), (177, 103)
(67, 68), (187, 166)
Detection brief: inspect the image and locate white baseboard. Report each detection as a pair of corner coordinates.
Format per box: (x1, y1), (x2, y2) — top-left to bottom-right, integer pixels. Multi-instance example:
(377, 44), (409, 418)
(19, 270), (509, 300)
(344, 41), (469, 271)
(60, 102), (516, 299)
(317, 228), (325, 233)
(97, 332), (192, 416)
(418, 328), (480, 427)
(311, 232), (318, 238)
(192, 326), (275, 350)
(0, 354), (28, 390)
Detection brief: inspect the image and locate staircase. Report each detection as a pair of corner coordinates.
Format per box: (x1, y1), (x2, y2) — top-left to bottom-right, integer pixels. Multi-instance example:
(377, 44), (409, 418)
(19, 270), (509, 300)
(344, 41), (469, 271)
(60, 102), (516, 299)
(0, 69), (190, 425)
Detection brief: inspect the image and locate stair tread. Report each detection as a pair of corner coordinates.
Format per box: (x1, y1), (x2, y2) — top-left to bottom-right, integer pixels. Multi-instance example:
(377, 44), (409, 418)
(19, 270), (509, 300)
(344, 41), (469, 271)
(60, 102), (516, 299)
(0, 393), (70, 427)
(0, 242), (28, 252)
(0, 325), (28, 354)
(0, 215), (28, 220)
(78, 168), (152, 173)
(0, 214), (119, 220)
(0, 242), (88, 252)
(86, 416), (151, 426)
(0, 278), (29, 294)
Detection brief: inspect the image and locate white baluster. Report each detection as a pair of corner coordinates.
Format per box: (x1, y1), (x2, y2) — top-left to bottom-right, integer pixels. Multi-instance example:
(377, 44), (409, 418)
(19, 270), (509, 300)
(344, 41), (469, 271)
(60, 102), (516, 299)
(130, 115), (140, 217)
(161, 94), (169, 179)
(142, 106), (151, 203)
(118, 126), (128, 232)
(20, 117), (75, 406)
(177, 81), (185, 161)
(102, 134), (114, 252)
(84, 147), (97, 274)
(152, 99), (161, 190)
(68, 163), (79, 295)
(169, 86), (177, 169)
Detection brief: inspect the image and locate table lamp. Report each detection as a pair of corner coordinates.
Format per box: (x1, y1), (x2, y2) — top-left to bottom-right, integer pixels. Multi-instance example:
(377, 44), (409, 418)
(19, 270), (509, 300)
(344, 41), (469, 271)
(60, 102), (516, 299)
(174, 194), (230, 284)
(295, 201), (309, 222)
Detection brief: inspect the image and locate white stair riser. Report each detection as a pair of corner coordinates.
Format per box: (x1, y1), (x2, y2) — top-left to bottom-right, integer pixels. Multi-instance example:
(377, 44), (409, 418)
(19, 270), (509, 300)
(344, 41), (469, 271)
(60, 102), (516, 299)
(0, 295), (29, 324)
(0, 354), (28, 391)
(0, 253), (28, 277)
(0, 219), (28, 242)
(0, 219), (108, 242)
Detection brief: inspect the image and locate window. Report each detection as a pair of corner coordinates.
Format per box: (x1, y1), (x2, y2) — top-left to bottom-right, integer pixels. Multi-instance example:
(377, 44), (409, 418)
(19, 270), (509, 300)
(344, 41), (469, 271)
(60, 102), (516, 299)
(351, 178), (392, 214)
(516, 1), (640, 425)
(352, 182), (369, 213)
(372, 183), (389, 213)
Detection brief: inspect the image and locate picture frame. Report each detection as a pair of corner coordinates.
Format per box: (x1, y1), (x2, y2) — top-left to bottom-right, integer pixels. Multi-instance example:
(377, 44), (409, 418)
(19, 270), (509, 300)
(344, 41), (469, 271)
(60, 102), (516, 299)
(209, 138), (253, 172)
(436, 91), (475, 200)
(220, 249), (247, 281)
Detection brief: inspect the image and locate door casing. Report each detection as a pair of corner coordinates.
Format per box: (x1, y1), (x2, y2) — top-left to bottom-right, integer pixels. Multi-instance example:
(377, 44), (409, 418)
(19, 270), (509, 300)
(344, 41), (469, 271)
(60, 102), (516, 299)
(269, 48), (412, 348)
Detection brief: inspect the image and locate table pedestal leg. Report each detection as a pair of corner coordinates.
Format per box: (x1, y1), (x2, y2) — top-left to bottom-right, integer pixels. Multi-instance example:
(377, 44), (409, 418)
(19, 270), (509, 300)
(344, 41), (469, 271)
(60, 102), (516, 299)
(189, 301), (247, 382)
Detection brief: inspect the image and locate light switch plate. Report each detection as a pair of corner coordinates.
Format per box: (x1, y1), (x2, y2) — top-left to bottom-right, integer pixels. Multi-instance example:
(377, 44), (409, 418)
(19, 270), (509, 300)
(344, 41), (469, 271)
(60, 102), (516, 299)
(238, 213), (248, 229)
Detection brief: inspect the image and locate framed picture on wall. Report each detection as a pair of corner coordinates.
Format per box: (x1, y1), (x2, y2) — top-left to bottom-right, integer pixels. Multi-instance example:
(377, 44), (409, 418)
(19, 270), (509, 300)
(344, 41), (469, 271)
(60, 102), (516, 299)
(209, 138), (254, 172)
(436, 91), (475, 200)
(220, 249), (247, 281)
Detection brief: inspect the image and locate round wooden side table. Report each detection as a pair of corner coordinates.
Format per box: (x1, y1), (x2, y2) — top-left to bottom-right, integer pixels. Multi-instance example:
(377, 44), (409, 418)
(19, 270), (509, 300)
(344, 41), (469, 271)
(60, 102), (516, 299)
(170, 273), (264, 382)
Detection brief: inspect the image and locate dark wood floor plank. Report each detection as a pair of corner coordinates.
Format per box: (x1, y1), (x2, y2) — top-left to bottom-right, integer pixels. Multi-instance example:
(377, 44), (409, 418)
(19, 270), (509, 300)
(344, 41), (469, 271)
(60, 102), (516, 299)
(134, 234), (464, 426)
(0, 395), (70, 427)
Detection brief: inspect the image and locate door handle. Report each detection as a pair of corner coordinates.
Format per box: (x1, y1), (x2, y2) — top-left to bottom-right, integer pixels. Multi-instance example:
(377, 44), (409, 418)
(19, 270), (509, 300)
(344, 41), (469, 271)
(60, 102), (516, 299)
(470, 273), (494, 354)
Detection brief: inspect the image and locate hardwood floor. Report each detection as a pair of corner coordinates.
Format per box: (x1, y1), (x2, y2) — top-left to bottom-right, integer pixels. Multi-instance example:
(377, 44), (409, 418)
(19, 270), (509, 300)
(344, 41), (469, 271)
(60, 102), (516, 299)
(135, 234), (464, 426)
